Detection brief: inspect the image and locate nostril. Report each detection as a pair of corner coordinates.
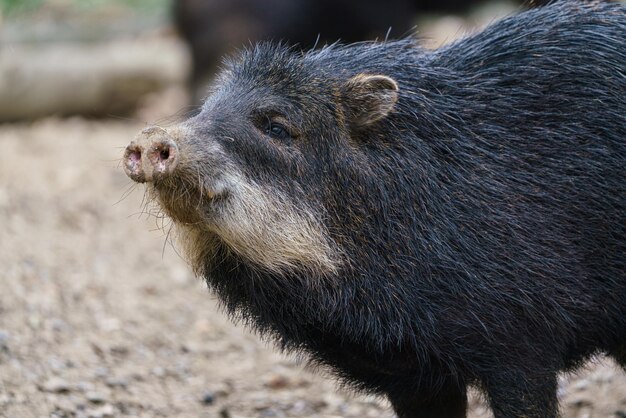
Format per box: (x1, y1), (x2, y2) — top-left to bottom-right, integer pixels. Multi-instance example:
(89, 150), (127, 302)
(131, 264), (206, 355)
(123, 143), (146, 182)
(147, 140), (178, 177)
(129, 150), (142, 164)
(124, 145), (143, 169)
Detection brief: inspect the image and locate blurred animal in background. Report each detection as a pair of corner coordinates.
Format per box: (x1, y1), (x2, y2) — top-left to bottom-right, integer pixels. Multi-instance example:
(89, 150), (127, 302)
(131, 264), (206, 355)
(173, 0), (551, 104)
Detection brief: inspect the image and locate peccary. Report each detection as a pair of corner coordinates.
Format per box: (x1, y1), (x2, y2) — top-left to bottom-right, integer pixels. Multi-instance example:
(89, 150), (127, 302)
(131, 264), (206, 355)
(124, 2), (626, 417)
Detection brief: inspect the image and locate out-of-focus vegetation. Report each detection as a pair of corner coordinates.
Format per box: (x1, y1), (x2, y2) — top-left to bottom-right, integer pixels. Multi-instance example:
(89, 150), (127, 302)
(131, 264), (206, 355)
(0, 0), (170, 19)
(0, 0), (188, 121)
(1, 0), (43, 16)
(0, 0), (173, 45)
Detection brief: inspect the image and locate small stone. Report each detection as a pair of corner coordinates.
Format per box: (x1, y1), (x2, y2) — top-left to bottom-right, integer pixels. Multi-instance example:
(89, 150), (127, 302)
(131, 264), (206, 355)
(219, 408), (231, 418)
(311, 399), (328, 411)
(193, 318), (212, 334)
(50, 318), (70, 332)
(48, 357), (71, 371)
(94, 367), (109, 378)
(130, 372), (144, 382)
(109, 345), (129, 357)
(53, 397), (76, 412)
(86, 391), (107, 404)
(105, 377), (128, 389)
(260, 408), (279, 417)
(211, 382), (232, 397)
(69, 394), (86, 411)
(151, 366), (166, 377)
(99, 318), (120, 332)
(86, 404), (114, 418)
(201, 391), (215, 405)
(0, 330), (10, 350)
(28, 314), (42, 329)
(76, 381), (95, 392)
(12, 391), (27, 403)
(42, 377), (71, 393)
(289, 400), (309, 415)
(265, 374), (290, 390)
(615, 411), (626, 418)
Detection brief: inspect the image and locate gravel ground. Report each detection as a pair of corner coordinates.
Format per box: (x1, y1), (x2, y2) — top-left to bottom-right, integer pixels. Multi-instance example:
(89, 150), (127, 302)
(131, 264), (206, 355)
(0, 113), (624, 418)
(1, 2), (626, 413)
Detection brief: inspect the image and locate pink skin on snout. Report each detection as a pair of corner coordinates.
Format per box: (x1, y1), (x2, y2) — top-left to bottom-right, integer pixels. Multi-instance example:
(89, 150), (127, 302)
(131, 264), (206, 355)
(123, 126), (179, 183)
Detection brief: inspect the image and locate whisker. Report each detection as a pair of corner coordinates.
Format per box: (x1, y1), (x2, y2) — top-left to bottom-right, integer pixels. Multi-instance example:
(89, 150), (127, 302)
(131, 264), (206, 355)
(114, 183), (139, 206)
(107, 114), (140, 122)
(153, 104), (202, 127)
(196, 167), (204, 210)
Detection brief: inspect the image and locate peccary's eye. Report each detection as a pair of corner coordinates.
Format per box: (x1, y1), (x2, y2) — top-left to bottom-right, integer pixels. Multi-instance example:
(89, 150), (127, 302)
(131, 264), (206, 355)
(264, 121), (291, 141)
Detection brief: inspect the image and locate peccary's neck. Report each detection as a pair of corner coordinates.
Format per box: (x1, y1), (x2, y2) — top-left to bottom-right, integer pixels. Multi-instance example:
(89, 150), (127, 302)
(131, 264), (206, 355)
(201, 237), (435, 361)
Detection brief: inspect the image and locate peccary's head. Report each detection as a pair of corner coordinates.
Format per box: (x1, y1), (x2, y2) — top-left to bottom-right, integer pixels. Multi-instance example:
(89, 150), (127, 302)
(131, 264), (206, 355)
(123, 43), (403, 278)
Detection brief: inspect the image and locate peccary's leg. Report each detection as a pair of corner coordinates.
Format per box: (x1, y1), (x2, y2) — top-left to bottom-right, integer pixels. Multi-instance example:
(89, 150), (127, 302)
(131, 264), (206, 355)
(484, 372), (559, 418)
(388, 385), (467, 418)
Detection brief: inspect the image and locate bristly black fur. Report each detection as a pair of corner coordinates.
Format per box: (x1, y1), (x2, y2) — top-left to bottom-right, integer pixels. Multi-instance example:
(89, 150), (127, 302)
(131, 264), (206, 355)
(174, 2), (626, 417)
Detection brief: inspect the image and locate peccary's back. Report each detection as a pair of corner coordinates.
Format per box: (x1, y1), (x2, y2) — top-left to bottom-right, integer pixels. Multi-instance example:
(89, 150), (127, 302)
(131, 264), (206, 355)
(429, 1), (625, 289)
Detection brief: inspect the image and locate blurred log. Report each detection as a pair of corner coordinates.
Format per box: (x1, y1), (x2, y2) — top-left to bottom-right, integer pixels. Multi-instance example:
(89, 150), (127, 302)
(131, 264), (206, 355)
(0, 39), (190, 121)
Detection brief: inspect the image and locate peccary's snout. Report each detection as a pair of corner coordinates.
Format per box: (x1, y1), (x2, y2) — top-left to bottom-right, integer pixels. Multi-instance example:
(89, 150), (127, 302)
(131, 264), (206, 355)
(123, 126), (179, 183)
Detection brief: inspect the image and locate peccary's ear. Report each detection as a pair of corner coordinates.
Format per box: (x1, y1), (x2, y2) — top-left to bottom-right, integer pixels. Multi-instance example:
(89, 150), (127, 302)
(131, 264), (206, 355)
(342, 74), (399, 128)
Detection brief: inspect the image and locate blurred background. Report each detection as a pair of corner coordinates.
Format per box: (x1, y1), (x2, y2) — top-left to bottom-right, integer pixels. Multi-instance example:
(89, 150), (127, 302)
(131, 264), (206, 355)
(0, 1), (624, 417)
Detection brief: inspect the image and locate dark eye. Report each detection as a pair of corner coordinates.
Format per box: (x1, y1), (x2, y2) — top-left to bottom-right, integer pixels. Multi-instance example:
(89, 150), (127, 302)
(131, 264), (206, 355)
(264, 121), (291, 141)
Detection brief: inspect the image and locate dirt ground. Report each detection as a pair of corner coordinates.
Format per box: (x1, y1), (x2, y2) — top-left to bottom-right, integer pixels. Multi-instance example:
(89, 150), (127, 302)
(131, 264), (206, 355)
(1, 2), (626, 415)
(0, 108), (625, 418)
